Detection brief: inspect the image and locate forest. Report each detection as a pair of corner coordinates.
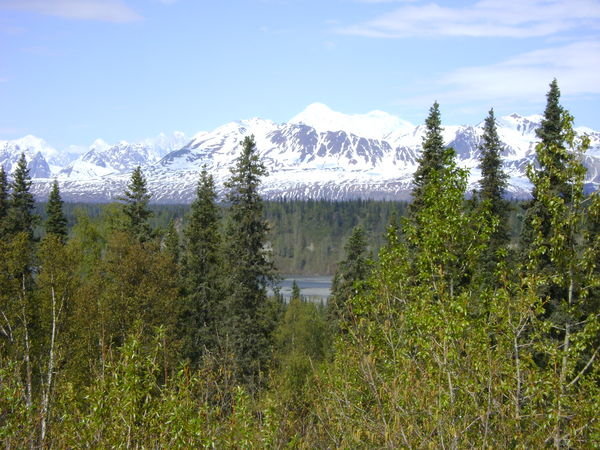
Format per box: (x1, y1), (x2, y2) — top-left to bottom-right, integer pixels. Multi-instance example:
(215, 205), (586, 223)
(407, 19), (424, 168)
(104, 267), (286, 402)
(32, 198), (406, 276)
(1, 80), (598, 447)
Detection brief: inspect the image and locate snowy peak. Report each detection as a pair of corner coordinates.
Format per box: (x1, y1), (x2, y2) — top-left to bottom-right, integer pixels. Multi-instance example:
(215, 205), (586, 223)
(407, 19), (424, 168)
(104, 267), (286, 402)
(62, 132), (190, 180)
(290, 102), (413, 140)
(4, 103), (600, 202)
(0, 135), (56, 177)
(499, 113), (543, 136)
(140, 131), (189, 157)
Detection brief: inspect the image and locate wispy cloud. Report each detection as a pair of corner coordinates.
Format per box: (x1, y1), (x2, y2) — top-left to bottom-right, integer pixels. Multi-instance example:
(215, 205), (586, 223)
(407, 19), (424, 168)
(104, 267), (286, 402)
(406, 41), (600, 108)
(0, 0), (142, 23)
(338, 0), (600, 38)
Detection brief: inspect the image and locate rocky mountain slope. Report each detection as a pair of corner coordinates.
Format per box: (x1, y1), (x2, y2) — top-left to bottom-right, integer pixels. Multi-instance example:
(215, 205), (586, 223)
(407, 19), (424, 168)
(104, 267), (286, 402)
(1, 104), (599, 203)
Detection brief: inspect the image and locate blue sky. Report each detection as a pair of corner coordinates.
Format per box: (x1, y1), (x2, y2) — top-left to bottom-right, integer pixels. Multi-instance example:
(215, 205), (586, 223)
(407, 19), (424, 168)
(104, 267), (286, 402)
(0, 0), (599, 148)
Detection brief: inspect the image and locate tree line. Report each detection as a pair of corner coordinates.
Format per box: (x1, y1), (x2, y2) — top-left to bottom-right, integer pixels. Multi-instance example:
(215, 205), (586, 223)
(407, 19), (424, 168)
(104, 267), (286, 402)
(1, 79), (598, 447)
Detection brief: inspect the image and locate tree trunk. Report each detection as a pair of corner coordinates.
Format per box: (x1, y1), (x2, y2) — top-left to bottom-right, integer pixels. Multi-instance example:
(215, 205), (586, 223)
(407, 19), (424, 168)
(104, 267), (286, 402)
(40, 278), (60, 444)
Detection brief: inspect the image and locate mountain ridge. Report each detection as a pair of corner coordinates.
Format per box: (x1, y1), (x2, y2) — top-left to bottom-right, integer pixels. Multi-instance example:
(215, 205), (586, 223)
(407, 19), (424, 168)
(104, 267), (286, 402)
(1, 104), (599, 203)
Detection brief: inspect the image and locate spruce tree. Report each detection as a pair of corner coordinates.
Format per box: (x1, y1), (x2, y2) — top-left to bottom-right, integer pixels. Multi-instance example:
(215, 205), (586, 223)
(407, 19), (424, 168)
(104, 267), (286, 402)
(536, 79), (565, 152)
(0, 166), (8, 236)
(45, 180), (68, 241)
(477, 108), (510, 274)
(121, 166), (153, 242)
(521, 81), (580, 311)
(181, 167), (222, 365)
(163, 219), (180, 263)
(406, 104), (487, 297)
(223, 135), (276, 388)
(410, 102), (454, 217)
(523, 101), (597, 446)
(291, 280), (301, 302)
(330, 225), (370, 324)
(535, 79), (575, 205)
(522, 79), (572, 255)
(6, 153), (37, 238)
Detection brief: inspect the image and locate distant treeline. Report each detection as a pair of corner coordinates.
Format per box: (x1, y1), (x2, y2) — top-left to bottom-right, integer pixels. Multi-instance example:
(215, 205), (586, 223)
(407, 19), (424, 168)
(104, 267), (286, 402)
(33, 198), (527, 275)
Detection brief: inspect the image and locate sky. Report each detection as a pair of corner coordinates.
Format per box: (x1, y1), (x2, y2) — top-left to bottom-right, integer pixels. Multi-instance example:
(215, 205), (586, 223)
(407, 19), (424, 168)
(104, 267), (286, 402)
(0, 0), (599, 149)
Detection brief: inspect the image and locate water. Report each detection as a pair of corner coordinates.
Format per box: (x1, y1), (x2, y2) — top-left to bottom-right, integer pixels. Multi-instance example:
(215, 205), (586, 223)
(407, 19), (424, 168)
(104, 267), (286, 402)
(271, 275), (333, 302)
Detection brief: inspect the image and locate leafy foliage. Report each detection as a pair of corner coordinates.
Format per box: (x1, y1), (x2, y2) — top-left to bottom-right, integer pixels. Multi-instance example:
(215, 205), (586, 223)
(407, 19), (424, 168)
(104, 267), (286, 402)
(0, 88), (598, 447)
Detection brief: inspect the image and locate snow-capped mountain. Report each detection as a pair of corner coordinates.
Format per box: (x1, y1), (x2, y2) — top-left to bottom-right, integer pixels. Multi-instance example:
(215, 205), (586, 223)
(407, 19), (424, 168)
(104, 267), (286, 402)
(0, 135), (67, 177)
(60, 132), (189, 180)
(290, 103), (414, 140)
(2, 104), (599, 202)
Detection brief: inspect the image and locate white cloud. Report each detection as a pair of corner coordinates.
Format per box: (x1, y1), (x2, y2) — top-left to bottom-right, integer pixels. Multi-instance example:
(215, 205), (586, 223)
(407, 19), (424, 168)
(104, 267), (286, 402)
(338, 0), (600, 38)
(0, 0), (142, 23)
(408, 41), (600, 107)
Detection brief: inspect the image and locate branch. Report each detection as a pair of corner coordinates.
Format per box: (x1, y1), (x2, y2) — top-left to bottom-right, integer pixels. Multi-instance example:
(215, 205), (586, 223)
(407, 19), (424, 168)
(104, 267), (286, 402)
(567, 346), (599, 388)
(0, 310), (13, 342)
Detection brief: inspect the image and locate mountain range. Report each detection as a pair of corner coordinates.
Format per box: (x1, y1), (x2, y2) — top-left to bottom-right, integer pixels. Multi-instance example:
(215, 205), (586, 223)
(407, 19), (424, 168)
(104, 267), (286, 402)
(1, 103), (599, 203)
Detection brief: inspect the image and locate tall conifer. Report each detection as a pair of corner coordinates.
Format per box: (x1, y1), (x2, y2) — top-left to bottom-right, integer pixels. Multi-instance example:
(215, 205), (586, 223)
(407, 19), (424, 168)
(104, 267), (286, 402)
(223, 135), (276, 388)
(45, 180), (68, 241)
(0, 166), (8, 236)
(522, 79), (573, 255)
(477, 108), (510, 273)
(163, 219), (180, 263)
(121, 166), (153, 242)
(7, 154), (37, 238)
(523, 91), (596, 445)
(181, 168), (222, 365)
(410, 102), (454, 217)
(330, 225), (370, 324)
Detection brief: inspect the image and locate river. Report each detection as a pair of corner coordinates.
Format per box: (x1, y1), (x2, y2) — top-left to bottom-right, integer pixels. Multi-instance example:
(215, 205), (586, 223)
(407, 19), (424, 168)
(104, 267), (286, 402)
(271, 275), (333, 302)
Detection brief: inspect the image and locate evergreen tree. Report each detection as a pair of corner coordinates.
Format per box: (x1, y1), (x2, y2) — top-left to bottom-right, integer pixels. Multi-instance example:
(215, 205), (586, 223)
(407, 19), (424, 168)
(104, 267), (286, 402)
(45, 180), (68, 241)
(6, 154), (37, 238)
(0, 166), (8, 236)
(405, 104), (490, 298)
(523, 103), (597, 446)
(121, 166), (153, 242)
(330, 226), (370, 324)
(163, 219), (180, 263)
(409, 102), (454, 217)
(291, 280), (301, 302)
(536, 79), (566, 153)
(521, 80), (584, 319)
(223, 135), (277, 388)
(181, 168), (222, 365)
(477, 108), (510, 276)
(522, 79), (572, 255)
